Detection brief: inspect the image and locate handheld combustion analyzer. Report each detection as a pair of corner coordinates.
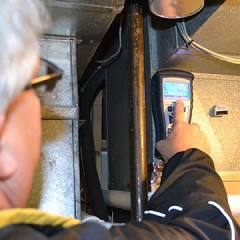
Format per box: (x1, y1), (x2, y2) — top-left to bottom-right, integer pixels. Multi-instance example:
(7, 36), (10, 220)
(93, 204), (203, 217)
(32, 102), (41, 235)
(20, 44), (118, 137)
(151, 69), (194, 159)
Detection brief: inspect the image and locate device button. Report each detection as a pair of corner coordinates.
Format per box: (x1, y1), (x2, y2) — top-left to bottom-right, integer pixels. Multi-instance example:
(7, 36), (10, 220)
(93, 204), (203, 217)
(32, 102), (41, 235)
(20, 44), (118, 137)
(169, 113), (174, 124)
(168, 106), (173, 112)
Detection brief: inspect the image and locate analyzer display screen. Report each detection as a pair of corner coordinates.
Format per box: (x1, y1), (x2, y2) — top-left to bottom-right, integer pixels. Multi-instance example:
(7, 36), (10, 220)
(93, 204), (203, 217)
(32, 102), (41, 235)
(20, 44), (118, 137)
(163, 82), (190, 99)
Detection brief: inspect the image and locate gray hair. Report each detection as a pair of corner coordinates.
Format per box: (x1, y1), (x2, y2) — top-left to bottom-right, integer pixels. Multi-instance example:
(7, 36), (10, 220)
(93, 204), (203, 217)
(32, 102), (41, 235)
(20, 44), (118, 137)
(0, 0), (50, 113)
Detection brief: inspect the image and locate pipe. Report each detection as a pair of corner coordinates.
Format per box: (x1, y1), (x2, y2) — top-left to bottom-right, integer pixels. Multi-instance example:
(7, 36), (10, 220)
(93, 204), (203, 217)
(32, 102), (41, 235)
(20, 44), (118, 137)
(103, 191), (155, 212)
(227, 195), (240, 217)
(79, 67), (109, 221)
(127, 1), (148, 222)
(103, 190), (131, 211)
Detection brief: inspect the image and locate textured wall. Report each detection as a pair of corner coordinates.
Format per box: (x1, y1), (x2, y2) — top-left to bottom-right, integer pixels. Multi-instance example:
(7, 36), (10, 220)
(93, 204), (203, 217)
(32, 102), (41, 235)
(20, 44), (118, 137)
(150, 0), (240, 188)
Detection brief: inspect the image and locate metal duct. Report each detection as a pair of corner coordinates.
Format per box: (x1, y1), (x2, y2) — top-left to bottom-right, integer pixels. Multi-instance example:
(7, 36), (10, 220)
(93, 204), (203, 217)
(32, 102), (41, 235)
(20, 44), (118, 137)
(149, 0), (204, 19)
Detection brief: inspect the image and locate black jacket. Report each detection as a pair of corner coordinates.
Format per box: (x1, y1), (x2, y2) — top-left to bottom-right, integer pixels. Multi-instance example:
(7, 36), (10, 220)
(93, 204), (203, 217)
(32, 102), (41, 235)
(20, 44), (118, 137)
(0, 149), (239, 239)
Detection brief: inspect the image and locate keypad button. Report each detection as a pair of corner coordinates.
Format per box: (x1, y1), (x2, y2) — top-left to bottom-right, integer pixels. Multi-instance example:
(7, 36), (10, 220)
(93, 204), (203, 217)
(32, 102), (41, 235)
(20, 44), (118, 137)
(169, 114), (174, 124)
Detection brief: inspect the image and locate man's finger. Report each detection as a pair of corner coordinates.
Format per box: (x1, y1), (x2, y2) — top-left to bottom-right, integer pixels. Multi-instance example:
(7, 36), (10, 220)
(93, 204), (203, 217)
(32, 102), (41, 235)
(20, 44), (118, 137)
(173, 100), (184, 124)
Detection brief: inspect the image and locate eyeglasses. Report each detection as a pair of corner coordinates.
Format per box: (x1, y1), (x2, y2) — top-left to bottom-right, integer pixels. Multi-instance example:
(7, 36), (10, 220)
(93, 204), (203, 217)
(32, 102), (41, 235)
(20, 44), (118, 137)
(25, 58), (63, 92)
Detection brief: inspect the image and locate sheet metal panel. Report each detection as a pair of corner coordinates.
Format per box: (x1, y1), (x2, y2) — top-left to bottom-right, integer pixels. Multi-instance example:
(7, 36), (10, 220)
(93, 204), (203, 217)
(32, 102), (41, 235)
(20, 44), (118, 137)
(27, 37), (81, 219)
(45, 0), (125, 79)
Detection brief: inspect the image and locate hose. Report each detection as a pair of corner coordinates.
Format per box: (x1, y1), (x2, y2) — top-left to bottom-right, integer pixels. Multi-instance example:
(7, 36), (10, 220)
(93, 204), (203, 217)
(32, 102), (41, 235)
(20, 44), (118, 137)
(79, 67), (109, 221)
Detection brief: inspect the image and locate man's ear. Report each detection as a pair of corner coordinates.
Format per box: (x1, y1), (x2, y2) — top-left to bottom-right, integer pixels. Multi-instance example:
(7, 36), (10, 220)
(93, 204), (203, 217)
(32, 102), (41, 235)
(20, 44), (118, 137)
(0, 112), (17, 180)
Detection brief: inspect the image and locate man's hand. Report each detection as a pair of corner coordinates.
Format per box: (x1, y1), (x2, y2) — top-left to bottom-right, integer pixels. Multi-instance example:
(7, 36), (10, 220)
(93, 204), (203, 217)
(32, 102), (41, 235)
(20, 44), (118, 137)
(156, 100), (210, 162)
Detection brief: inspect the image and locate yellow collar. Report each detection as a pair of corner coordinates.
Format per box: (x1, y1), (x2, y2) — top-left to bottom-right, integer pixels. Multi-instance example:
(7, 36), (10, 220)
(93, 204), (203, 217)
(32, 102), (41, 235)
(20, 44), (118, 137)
(0, 208), (81, 229)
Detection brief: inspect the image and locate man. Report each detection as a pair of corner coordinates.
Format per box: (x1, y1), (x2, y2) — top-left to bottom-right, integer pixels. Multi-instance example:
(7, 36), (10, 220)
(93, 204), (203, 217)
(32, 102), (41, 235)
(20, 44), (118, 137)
(0, 0), (239, 239)
(0, 0), (46, 209)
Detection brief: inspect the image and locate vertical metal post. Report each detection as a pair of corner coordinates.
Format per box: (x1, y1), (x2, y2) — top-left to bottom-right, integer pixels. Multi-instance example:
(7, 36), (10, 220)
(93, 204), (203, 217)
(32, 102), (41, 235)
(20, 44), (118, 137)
(128, 1), (148, 222)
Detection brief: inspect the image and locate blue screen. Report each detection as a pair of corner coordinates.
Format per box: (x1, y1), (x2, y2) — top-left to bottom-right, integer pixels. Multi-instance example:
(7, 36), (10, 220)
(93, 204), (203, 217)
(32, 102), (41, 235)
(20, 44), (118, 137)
(163, 82), (189, 99)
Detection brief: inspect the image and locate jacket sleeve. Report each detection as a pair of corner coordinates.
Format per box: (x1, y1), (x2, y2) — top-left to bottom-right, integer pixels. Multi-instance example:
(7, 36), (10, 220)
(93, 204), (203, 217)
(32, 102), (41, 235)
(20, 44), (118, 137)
(54, 148), (240, 240)
(109, 148), (240, 240)
(143, 148), (239, 240)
